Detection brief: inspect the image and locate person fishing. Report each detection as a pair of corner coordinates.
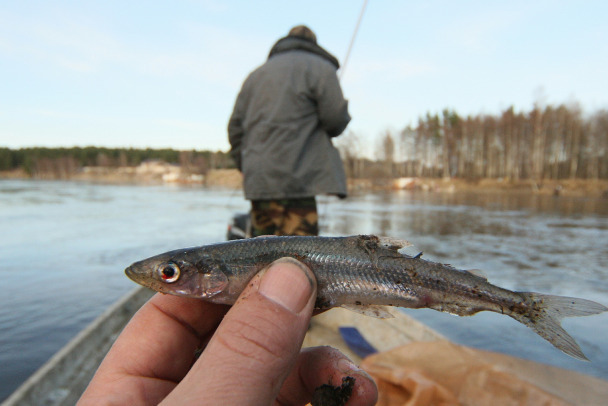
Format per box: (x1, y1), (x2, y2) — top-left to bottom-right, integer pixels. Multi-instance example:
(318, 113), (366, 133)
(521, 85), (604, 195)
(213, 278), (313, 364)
(228, 25), (351, 237)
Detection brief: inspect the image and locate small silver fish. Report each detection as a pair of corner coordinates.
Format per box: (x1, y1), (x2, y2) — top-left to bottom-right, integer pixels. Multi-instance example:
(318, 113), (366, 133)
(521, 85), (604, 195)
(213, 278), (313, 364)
(125, 235), (607, 361)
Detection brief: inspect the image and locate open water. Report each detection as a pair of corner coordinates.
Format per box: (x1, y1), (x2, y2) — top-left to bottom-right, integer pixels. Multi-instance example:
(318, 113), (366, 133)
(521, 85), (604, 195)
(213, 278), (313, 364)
(1, 179), (607, 400)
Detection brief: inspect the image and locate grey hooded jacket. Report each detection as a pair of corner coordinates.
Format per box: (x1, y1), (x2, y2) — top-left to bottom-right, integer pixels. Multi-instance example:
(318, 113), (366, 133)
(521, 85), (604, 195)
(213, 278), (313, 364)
(228, 36), (350, 200)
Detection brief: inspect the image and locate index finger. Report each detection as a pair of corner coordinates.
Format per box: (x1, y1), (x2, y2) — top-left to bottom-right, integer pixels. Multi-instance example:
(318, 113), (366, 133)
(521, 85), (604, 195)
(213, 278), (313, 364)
(114, 293), (229, 379)
(80, 292), (229, 403)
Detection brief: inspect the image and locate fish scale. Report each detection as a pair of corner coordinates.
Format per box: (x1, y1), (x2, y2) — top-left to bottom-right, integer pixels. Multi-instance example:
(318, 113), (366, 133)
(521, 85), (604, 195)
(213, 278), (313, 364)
(125, 234), (608, 361)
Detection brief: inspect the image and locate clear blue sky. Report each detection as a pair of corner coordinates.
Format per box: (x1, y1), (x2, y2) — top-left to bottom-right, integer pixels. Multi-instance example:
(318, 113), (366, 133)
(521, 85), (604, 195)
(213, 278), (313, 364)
(1, 1), (607, 154)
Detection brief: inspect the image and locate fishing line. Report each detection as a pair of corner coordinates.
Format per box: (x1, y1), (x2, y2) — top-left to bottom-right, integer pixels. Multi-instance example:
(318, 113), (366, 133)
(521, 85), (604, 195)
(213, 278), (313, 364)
(320, 0), (368, 229)
(339, 0), (369, 81)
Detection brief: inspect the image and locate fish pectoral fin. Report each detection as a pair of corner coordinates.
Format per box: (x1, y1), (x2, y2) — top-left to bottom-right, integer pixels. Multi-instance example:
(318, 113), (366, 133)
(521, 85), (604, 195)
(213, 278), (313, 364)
(340, 304), (395, 319)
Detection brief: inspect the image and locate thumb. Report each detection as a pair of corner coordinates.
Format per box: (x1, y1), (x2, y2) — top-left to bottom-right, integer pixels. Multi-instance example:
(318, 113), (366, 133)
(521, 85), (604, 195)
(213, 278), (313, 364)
(161, 258), (317, 405)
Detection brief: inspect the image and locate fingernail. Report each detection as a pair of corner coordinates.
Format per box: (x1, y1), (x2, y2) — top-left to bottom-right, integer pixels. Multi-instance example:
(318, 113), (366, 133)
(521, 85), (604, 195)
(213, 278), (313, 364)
(259, 259), (314, 313)
(337, 358), (362, 374)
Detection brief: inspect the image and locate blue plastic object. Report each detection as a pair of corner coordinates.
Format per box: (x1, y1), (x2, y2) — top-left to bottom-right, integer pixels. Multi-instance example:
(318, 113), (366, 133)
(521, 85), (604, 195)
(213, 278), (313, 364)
(338, 326), (378, 358)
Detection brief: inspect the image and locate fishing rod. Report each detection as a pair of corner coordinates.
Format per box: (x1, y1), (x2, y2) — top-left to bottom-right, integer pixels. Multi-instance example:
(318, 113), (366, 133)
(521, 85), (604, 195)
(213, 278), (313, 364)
(339, 0), (369, 81)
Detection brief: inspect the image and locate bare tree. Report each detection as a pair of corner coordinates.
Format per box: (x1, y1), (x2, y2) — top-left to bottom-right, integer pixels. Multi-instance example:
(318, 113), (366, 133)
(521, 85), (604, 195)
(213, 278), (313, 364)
(335, 130), (364, 178)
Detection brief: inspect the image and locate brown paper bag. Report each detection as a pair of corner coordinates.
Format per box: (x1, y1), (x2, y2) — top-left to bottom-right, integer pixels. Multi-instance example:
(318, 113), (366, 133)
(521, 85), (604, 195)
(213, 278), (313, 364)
(361, 341), (608, 406)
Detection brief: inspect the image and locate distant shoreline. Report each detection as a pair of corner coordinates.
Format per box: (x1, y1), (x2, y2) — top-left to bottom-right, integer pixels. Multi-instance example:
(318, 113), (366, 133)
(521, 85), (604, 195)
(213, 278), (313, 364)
(3, 167), (608, 198)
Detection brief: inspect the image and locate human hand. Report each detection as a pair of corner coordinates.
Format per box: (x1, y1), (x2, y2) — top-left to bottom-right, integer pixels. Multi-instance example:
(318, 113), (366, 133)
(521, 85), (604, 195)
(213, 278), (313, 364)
(78, 258), (378, 405)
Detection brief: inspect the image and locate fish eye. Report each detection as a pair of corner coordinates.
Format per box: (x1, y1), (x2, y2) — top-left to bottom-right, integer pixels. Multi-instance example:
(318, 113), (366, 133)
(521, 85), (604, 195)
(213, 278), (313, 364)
(158, 262), (180, 283)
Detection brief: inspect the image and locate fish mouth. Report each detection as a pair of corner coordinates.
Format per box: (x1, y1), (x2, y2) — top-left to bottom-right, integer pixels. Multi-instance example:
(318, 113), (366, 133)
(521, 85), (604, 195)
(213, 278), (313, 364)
(124, 261), (173, 294)
(124, 264), (136, 280)
(124, 263), (145, 284)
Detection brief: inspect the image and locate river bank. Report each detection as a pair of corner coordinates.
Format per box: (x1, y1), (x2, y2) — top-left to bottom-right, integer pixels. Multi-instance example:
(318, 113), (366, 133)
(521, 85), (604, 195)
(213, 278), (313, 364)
(2, 165), (608, 198)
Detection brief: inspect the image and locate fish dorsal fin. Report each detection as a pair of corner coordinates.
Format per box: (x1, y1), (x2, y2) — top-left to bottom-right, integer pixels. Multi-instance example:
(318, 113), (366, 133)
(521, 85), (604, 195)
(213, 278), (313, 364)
(466, 269), (488, 280)
(377, 236), (412, 252)
(341, 304), (395, 319)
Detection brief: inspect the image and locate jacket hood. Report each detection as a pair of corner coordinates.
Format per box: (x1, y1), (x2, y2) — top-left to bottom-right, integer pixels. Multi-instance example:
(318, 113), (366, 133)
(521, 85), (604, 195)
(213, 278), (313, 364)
(268, 36), (340, 69)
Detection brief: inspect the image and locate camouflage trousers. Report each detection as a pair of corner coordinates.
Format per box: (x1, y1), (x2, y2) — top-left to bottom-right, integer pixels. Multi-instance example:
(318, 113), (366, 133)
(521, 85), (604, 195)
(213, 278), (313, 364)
(250, 197), (319, 237)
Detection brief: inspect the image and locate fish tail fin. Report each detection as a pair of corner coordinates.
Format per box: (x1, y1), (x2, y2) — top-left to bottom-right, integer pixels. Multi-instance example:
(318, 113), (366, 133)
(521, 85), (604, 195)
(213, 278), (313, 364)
(512, 293), (607, 361)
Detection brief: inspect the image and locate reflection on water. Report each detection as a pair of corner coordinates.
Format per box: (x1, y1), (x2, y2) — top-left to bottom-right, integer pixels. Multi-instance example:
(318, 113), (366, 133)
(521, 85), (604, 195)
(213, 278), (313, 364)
(1, 180), (607, 400)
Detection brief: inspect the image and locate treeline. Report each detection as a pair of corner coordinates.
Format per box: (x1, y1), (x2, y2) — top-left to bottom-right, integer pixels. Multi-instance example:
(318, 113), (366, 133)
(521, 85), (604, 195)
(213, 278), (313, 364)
(339, 104), (608, 180)
(0, 146), (233, 177)
(3, 103), (607, 182)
